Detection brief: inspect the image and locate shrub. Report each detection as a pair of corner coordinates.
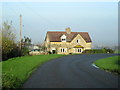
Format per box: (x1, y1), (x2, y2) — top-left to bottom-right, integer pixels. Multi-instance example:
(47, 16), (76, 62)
(48, 51), (52, 54)
(82, 48), (114, 54)
(2, 45), (21, 61)
(106, 49), (114, 53)
(21, 47), (29, 56)
(2, 73), (22, 90)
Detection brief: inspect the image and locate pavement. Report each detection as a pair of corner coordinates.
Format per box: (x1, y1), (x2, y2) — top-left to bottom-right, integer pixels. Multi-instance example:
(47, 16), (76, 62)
(22, 54), (119, 88)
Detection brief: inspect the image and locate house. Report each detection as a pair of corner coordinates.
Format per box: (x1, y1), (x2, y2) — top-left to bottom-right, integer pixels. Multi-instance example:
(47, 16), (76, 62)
(44, 27), (92, 54)
(32, 45), (40, 50)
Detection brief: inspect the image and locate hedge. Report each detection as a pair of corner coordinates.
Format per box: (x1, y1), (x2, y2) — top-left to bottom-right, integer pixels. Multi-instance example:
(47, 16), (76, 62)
(82, 48), (114, 54)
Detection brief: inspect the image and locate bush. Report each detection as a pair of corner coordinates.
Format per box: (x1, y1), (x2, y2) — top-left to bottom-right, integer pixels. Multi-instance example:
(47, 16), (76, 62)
(2, 45), (21, 61)
(106, 49), (114, 53)
(48, 51), (52, 54)
(21, 47), (29, 56)
(2, 73), (22, 90)
(82, 48), (114, 54)
(8, 46), (21, 58)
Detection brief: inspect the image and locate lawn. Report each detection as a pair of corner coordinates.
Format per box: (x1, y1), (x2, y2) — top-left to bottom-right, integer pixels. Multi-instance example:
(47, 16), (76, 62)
(93, 56), (120, 75)
(2, 54), (65, 89)
(115, 50), (120, 54)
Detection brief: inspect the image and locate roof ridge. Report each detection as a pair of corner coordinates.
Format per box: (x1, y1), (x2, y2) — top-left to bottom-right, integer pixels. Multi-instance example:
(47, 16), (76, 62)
(47, 31), (88, 33)
(47, 31), (65, 32)
(46, 31), (92, 42)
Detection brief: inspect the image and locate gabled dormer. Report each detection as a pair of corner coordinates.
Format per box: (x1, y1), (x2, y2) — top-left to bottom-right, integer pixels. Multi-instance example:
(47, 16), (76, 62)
(61, 34), (66, 42)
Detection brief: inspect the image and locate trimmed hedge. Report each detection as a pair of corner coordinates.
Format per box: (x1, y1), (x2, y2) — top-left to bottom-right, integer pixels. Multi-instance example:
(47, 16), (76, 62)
(82, 48), (114, 54)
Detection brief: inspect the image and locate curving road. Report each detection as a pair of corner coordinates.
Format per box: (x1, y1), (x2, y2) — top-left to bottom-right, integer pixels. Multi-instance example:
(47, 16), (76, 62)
(23, 54), (119, 88)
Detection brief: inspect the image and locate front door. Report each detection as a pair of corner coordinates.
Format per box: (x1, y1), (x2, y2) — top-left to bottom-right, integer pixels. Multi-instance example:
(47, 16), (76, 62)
(52, 50), (56, 54)
(75, 48), (82, 53)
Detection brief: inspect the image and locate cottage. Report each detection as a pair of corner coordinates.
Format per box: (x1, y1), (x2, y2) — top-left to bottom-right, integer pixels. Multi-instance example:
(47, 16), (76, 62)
(44, 28), (92, 54)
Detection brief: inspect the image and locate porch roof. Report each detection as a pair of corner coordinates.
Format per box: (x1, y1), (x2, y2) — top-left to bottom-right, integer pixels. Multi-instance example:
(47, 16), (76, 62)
(74, 45), (84, 48)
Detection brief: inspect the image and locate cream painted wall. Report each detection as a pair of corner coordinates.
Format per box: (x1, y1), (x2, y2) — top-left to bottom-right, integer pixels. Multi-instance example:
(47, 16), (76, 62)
(44, 33), (92, 54)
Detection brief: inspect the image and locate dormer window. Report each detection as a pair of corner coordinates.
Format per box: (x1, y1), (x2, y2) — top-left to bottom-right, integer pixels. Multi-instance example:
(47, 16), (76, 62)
(61, 34), (66, 42)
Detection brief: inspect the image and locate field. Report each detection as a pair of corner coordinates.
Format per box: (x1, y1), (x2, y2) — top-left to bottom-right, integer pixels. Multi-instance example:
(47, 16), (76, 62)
(94, 56), (120, 75)
(2, 54), (65, 89)
(115, 50), (120, 54)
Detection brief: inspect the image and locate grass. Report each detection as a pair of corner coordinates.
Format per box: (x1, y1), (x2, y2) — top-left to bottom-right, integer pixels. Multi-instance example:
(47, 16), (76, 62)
(93, 56), (120, 75)
(115, 50), (120, 54)
(0, 62), (2, 89)
(2, 54), (65, 89)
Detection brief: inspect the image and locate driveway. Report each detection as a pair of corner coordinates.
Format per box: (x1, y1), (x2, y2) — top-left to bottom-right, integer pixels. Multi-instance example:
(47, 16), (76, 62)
(22, 54), (119, 88)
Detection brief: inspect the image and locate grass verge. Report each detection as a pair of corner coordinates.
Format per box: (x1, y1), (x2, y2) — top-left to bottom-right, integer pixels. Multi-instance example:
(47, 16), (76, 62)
(2, 54), (65, 89)
(93, 56), (120, 75)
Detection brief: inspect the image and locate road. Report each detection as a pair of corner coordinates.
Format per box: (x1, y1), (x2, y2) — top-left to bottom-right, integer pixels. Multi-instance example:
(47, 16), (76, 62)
(22, 54), (119, 88)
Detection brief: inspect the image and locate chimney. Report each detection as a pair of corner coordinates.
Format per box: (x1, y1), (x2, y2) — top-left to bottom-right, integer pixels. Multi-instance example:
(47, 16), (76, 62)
(65, 27), (71, 34)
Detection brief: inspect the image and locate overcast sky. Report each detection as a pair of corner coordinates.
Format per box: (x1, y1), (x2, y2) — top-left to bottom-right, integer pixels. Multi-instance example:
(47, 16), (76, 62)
(1, 2), (118, 46)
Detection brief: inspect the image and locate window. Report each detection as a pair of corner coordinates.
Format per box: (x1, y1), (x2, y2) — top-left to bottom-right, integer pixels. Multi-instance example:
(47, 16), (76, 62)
(78, 48), (81, 52)
(63, 49), (64, 52)
(61, 48), (67, 52)
(61, 35), (66, 42)
(77, 39), (80, 43)
(61, 48), (65, 52)
(62, 39), (66, 41)
(76, 48), (82, 52)
(61, 49), (62, 52)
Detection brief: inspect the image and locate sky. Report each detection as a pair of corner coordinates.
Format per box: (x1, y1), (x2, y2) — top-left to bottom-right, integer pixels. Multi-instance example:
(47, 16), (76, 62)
(1, 2), (118, 47)
(1, 0), (119, 2)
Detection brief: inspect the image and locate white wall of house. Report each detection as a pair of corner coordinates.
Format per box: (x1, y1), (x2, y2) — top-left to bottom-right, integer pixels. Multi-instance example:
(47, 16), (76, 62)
(33, 46), (39, 49)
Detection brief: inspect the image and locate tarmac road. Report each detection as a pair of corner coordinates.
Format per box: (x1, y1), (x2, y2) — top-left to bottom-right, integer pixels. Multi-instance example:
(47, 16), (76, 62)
(22, 54), (119, 88)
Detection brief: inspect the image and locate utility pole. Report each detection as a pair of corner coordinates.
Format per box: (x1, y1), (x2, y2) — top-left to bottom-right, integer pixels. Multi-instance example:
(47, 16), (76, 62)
(20, 14), (22, 49)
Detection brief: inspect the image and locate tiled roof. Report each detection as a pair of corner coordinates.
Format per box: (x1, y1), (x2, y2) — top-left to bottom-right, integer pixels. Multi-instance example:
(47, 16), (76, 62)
(46, 31), (92, 43)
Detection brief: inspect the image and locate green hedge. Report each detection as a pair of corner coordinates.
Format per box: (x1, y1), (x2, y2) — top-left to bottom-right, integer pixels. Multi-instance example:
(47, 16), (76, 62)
(82, 48), (114, 54)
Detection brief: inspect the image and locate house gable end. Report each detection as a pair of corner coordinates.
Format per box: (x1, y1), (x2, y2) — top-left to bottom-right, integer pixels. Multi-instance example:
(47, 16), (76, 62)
(71, 34), (86, 44)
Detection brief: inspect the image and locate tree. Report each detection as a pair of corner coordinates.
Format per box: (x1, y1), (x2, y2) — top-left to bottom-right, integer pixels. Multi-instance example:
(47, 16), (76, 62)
(21, 36), (31, 48)
(20, 36), (32, 56)
(2, 21), (20, 60)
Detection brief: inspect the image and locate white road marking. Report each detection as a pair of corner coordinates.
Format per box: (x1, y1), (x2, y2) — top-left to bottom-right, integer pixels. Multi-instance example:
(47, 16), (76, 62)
(92, 63), (99, 68)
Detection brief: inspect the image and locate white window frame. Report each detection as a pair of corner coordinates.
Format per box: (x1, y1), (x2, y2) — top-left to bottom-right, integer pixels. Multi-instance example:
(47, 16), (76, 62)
(75, 48), (82, 52)
(61, 48), (67, 53)
(61, 35), (66, 42)
(61, 38), (66, 42)
(77, 39), (80, 43)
